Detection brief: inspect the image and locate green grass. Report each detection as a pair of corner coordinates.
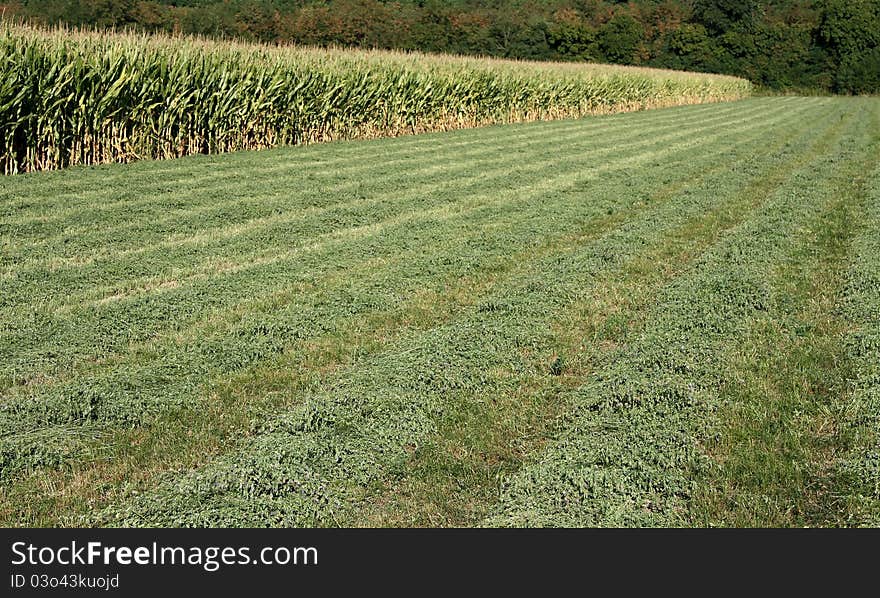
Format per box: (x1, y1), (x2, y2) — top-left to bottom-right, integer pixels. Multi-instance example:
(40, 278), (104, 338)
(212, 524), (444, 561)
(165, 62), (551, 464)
(1, 96), (878, 527)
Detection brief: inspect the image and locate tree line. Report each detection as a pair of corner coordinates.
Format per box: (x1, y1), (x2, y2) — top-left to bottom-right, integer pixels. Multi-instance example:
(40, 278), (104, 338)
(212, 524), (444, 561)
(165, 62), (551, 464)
(3, 0), (879, 93)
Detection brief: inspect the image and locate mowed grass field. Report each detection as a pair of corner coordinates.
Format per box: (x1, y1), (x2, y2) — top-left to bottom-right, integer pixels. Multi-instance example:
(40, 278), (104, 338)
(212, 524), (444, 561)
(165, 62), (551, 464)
(2, 96), (879, 527)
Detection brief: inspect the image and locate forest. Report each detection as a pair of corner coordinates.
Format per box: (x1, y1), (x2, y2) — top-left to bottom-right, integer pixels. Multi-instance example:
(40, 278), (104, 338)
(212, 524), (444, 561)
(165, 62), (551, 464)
(1, 1), (878, 94)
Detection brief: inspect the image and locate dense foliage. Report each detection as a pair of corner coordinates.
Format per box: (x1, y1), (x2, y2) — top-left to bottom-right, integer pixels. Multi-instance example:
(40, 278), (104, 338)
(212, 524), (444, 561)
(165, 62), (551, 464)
(2, 1), (878, 93)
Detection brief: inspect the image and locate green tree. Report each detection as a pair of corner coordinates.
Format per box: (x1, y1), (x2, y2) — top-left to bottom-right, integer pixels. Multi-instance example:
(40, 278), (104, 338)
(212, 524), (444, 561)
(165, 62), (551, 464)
(548, 18), (598, 61)
(597, 14), (642, 64)
(665, 23), (713, 69)
(820, 0), (880, 93)
(693, 0), (759, 34)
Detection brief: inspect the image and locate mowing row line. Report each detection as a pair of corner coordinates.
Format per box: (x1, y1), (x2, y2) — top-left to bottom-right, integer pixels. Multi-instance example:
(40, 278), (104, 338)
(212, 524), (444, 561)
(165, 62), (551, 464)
(94, 101), (850, 527)
(485, 98), (875, 527)
(354, 101), (859, 526)
(37, 100), (792, 294)
(4, 99), (766, 266)
(1, 102), (812, 404)
(0, 100), (801, 399)
(3, 100), (800, 310)
(2, 99), (755, 220)
(831, 159), (880, 526)
(684, 139), (869, 526)
(0, 101), (818, 494)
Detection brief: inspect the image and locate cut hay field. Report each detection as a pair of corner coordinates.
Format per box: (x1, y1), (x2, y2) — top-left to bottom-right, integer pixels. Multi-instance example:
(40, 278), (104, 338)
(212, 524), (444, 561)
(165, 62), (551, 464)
(2, 96), (879, 527)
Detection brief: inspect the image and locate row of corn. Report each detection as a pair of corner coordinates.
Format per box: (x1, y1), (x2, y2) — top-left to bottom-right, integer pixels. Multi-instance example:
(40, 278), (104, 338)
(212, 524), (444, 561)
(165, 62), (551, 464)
(0, 22), (752, 174)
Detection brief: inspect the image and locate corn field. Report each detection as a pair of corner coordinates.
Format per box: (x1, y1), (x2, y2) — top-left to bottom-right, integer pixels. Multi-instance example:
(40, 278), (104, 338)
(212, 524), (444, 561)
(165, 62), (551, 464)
(0, 23), (752, 174)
